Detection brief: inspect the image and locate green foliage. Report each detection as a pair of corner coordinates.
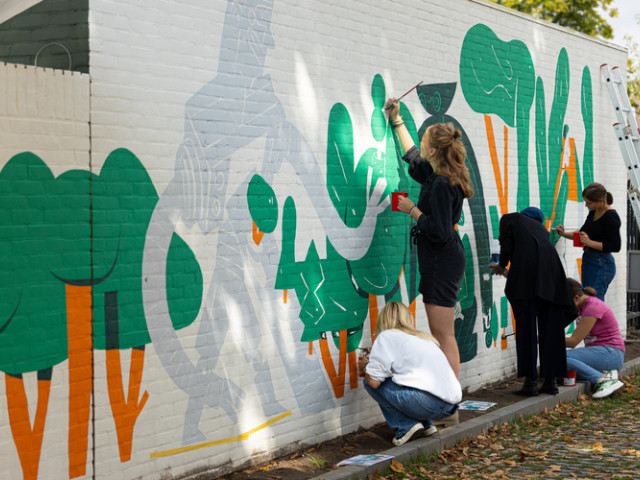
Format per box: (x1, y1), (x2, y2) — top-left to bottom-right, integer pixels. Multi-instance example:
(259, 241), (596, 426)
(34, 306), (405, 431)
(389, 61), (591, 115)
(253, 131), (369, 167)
(490, 0), (618, 39)
(307, 455), (329, 469)
(625, 22), (640, 112)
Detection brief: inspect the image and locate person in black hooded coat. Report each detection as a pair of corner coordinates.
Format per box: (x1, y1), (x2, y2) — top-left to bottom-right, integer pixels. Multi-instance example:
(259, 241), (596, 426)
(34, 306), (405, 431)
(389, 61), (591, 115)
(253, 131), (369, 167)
(491, 207), (578, 396)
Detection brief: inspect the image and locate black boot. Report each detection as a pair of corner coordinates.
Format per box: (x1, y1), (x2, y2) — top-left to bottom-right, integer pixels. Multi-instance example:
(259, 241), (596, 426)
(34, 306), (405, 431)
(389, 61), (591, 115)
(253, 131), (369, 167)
(540, 377), (559, 395)
(513, 377), (539, 396)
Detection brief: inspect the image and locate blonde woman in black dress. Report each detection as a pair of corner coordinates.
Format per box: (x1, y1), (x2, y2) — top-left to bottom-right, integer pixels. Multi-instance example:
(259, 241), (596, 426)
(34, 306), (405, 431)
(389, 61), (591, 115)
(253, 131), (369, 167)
(386, 98), (473, 379)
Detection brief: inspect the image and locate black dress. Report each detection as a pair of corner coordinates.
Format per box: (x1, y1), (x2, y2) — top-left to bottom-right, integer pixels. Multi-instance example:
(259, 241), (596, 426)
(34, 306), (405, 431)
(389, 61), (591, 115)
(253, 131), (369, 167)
(403, 146), (465, 307)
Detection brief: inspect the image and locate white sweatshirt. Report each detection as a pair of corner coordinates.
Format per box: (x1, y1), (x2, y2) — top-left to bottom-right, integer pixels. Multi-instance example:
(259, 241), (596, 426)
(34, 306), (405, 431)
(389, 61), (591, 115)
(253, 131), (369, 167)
(365, 329), (462, 404)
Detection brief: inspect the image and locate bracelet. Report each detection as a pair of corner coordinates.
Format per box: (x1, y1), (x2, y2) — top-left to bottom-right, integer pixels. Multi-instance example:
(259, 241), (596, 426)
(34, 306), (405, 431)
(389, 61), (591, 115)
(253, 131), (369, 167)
(391, 118), (404, 128)
(409, 205), (417, 216)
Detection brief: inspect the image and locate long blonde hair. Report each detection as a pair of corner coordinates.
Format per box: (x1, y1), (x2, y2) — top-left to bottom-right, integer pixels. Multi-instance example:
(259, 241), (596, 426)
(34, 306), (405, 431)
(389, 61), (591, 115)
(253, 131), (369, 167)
(425, 123), (473, 199)
(375, 301), (439, 345)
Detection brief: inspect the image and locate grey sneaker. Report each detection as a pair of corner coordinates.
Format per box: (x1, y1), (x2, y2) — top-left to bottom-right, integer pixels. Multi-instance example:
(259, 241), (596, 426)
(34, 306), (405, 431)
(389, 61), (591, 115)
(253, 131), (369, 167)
(603, 369), (619, 380)
(393, 423), (424, 446)
(592, 379), (624, 399)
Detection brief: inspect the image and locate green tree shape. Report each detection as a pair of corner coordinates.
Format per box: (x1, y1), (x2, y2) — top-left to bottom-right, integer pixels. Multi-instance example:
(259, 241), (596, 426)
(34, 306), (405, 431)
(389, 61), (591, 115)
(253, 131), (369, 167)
(581, 66), (594, 187)
(460, 23), (536, 211)
(0, 153), (67, 374)
(535, 48), (570, 239)
(0, 150), (202, 369)
(272, 195), (368, 352)
(92, 149), (203, 350)
(0, 149), (203, 474)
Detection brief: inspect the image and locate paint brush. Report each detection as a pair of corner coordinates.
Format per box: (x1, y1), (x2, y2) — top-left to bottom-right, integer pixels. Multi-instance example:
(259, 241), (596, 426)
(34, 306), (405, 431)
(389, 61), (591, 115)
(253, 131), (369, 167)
(384, 81), (423, 110)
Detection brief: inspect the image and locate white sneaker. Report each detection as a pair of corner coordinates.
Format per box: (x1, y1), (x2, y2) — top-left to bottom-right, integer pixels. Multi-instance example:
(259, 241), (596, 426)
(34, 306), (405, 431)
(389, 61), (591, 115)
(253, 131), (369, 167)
(603, 369), (619, 380)
(592, 379), (624, 399)
(424, 425), (438, 436)
(393, 423), (424, 446)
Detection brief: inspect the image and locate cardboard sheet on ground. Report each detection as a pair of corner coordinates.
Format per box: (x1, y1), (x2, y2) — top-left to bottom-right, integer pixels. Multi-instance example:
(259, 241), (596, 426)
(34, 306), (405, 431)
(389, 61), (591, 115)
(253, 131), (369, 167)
(337, 454), (394, 466)
(457, 400), (497, 411)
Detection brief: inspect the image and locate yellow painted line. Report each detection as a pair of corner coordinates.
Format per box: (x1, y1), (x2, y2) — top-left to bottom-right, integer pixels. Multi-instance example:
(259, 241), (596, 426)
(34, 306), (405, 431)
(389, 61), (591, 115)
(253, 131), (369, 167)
(150, 410), (292, 459)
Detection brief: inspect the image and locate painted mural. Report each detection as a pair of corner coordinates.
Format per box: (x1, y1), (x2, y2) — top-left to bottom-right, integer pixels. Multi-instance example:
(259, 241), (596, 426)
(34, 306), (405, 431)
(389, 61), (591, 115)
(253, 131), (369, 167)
(0, 0), (600, 478)
(0, 149), (202, 478)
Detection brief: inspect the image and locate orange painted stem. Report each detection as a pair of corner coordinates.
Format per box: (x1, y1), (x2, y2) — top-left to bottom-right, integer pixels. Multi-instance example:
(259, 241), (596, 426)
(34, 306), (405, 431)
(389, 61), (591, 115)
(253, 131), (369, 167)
(409, 299), (416, 326)
(106, 348), (149, 462)
(319, 330), (348, 398)
(66, 284), (93, 479)
(368, 295), (378, 343)
(548, 134), (568, 229)
(567, 138), (579, 202)
(484, 115), (509, 216)
(5, 374), (52, 480)
(252, 221), (264, 246)
(348, 350), (358, 390)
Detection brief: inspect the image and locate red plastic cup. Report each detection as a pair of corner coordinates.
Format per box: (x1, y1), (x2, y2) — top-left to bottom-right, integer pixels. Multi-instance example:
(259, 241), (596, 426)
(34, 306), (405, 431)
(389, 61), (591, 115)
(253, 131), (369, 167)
(573, 231), (584, 247)
(391, 191), (408, 211)
(563, 370), (576, 386)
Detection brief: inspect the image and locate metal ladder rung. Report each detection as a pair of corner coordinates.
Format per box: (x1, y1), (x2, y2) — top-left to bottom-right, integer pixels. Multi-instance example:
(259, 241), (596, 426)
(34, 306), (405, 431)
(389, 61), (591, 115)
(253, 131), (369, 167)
(601, 63), (640, 231)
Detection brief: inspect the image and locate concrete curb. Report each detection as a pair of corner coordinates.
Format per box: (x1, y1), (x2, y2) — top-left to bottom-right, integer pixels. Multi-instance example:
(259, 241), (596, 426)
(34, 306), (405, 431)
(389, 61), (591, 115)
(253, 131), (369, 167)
(309, 359), (640, 480)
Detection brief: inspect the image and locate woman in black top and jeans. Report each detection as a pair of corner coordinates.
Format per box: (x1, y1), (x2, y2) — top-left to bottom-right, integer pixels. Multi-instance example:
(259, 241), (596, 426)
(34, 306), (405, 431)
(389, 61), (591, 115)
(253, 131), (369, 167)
(555, 183), (621, 301)
(385, 97), (473, 379)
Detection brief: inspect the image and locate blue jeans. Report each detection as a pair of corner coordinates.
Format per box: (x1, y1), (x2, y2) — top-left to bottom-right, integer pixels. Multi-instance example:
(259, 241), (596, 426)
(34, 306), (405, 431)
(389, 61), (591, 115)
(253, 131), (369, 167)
(363, 378), (457, 439)
(566, 346), (624, 385)
(581, 250), (616, 301)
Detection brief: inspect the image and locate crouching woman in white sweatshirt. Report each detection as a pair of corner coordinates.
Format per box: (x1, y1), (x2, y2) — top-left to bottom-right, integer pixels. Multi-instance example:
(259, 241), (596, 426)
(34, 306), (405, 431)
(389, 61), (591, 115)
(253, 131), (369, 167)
(360, 301), (462, 446)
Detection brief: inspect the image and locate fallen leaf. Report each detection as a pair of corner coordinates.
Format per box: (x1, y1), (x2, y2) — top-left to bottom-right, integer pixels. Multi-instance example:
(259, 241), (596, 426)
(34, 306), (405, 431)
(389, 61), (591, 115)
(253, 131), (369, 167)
(389, 460), (405, 473)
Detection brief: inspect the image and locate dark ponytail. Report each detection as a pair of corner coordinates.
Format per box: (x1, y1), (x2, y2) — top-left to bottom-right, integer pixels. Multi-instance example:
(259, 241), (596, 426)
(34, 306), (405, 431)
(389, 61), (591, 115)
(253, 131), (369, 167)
(582, 182), (613, 205)
(567, 277), (597, 297)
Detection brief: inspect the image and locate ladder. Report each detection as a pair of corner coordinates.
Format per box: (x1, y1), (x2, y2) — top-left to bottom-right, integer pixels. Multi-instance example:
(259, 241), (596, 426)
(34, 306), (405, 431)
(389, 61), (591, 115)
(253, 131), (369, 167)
(601, 63), (640, 230)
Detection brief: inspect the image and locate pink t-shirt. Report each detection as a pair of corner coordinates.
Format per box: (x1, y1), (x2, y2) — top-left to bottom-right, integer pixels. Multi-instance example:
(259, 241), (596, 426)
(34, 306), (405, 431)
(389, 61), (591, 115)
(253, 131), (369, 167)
(578, 296), (625, 352)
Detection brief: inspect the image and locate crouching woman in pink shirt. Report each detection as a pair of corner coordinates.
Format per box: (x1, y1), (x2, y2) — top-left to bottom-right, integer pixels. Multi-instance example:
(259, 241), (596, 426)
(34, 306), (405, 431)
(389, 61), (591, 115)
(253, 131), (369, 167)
(359, 301), (461, 446)
(565, 278), (625, 399)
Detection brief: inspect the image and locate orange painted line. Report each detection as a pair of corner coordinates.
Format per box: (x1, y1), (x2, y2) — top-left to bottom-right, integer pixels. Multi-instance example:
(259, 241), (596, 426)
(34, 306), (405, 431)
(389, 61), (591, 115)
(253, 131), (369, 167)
(368, 295), (378, 343)
(106, 348), (149, 462)
(150, 411), (292, 458)
(283, 289), (288, 304)
(577, 258), (582, 281)
(308, 342), (313, 355)
(348, 350), (358, 390)
(66, 284), (93, 479)
(319, 331), (348, 398)
(567, 138), (579, 201)
(548, 134), (569, 230)
(252, 221), (264, 246)
(484, 115), (508, 216)
(5, 375), (52, 480)
(408, 299), (416, 325)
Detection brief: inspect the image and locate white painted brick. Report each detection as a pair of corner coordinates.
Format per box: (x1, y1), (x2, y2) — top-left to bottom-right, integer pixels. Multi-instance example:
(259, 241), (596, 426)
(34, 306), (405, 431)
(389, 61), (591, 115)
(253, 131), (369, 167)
(0, 0), (631, 479)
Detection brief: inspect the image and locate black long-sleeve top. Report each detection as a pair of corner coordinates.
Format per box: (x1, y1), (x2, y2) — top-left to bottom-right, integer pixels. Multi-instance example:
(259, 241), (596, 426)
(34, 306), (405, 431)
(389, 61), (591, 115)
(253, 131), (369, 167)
(580, 209), (621, 253)
(403, 146), (464, 246)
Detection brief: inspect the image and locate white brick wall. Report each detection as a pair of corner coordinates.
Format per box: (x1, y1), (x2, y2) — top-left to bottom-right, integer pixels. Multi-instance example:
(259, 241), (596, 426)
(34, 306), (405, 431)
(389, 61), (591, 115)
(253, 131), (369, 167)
(0, 0), (630, 479)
